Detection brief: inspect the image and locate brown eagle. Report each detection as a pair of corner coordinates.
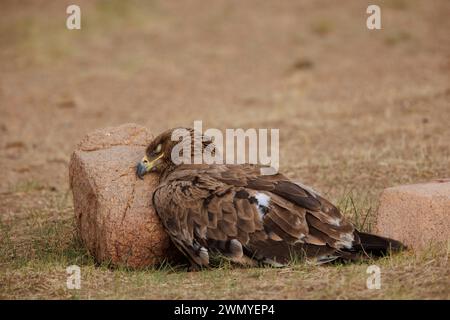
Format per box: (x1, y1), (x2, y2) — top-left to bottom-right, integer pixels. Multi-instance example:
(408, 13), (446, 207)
(136, 128), (404, 268)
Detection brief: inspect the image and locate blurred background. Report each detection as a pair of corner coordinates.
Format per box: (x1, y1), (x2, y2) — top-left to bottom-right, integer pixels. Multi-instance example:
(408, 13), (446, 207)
(1, 0), (449, 195)
(0, 0), (449, 299)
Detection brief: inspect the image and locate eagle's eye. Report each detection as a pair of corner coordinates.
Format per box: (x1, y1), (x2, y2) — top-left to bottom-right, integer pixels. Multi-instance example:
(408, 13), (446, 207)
(155, 144), (162, 153)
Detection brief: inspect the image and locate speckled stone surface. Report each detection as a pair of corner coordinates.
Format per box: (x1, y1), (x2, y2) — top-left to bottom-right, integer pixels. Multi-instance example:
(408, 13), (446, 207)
(375, 179), (450, 250)
(69, 123), (177, 268)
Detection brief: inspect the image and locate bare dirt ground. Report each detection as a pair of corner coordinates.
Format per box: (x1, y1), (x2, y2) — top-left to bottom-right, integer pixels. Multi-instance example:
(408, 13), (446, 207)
(0, 0), (449, 299)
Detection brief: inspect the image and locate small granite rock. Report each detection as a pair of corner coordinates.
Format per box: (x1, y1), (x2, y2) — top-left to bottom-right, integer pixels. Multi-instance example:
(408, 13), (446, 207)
(69, 123), (177, 268)
(375, 179), (450, 250)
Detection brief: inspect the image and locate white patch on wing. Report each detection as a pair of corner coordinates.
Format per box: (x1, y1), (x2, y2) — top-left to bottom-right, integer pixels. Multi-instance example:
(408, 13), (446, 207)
(255, 192), (271, 219)
(294, 233), (306, 244)
(255, 192), (270, 207)
(199, 247), (209, 262)
(336, 232), (355, 249)
(328, 217), (341, 227)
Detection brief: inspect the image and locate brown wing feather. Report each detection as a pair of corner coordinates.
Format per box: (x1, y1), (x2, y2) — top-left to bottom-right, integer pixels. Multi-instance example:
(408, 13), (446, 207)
(264, 197), (308, 240)
(215, 165), (359, 257)
(153, 164), (359, 267)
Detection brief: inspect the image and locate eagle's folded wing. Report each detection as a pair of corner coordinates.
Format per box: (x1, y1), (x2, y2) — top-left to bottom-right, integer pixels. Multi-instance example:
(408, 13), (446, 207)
(152, 165), (359, 267)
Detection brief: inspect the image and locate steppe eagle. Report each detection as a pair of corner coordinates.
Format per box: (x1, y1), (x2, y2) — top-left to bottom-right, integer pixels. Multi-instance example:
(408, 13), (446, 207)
(136, 128), (404, 268)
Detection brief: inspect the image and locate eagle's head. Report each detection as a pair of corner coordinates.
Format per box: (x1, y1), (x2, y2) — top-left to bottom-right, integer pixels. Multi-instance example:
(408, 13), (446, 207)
(136, 127), (214, 179)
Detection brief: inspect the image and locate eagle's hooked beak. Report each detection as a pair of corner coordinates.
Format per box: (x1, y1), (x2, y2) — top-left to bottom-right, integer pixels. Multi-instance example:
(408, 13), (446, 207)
(136, 154), (163, 179)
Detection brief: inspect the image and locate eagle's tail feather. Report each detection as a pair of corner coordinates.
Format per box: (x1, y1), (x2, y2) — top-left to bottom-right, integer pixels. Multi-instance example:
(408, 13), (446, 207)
(352, 231), (406, 256)
(244, 232), (406, 266)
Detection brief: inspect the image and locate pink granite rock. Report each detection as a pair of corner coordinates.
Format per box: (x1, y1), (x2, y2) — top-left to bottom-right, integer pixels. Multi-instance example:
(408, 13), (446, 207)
(69, 123), (177, 268)
(375, 179), (450, 250)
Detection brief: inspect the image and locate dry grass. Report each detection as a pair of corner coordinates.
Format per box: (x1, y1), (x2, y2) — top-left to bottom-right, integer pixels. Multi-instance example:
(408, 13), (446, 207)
(0, 0), (449, 299)
(1, 188), (448, 299)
